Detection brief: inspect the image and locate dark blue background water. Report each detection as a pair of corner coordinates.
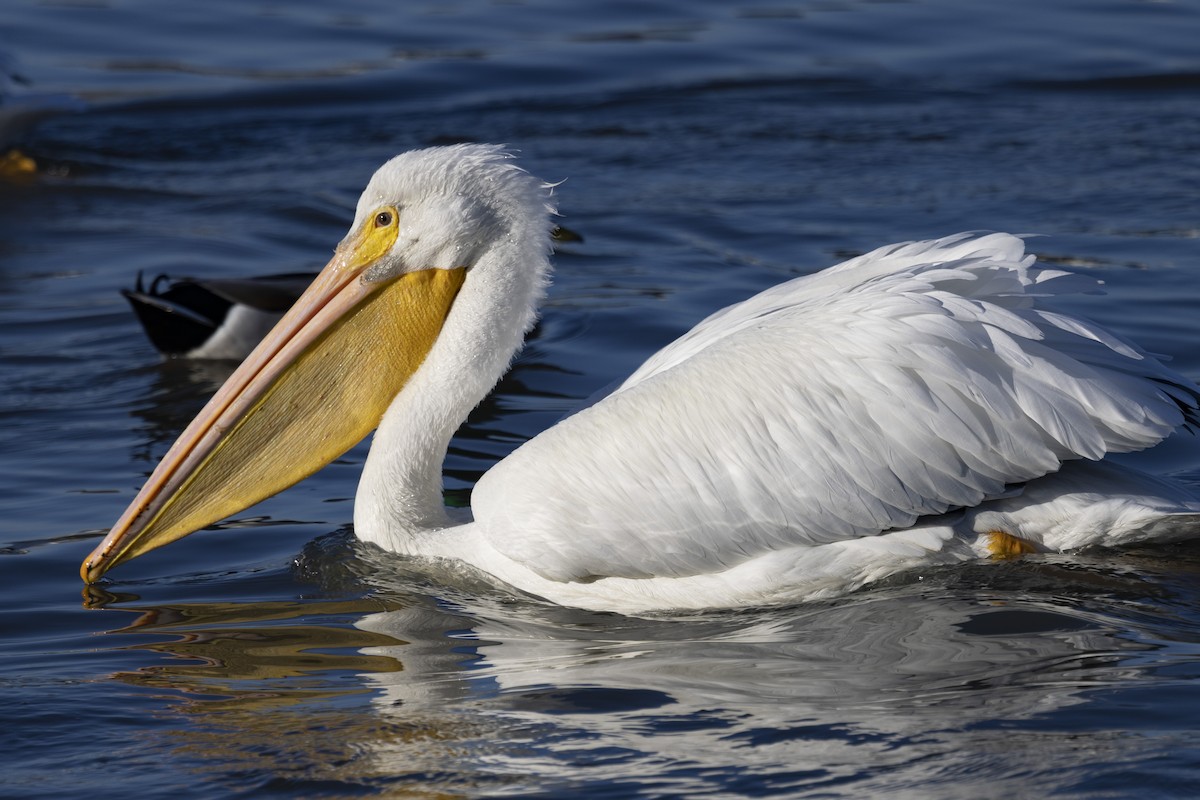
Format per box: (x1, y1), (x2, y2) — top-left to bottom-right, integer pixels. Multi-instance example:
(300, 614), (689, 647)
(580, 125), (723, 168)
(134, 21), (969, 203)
(3, 1), (1200, 797)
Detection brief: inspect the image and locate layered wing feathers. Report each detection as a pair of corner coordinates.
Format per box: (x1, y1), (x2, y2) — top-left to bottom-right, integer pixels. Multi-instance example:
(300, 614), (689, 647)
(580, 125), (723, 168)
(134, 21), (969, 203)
(472, 233), (1196, 583)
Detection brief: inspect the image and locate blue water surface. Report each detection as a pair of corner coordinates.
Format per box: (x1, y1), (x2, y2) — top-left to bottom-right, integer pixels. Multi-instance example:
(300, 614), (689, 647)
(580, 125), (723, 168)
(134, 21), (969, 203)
(2, 1), (1200, 797)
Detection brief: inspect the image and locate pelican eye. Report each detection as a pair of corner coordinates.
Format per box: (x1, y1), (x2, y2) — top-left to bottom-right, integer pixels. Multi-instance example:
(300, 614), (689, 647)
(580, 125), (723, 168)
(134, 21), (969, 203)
(374, 210), (394, 228)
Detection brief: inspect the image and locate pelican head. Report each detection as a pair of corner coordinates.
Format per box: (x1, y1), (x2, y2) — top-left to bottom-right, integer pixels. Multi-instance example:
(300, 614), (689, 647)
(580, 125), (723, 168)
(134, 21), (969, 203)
(83, 144), (555, 582)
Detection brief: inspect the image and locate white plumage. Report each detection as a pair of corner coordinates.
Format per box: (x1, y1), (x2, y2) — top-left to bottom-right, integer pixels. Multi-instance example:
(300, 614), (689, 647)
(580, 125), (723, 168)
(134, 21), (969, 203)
(87, 145), (1200, 614)
(341, 146), (1200, 613)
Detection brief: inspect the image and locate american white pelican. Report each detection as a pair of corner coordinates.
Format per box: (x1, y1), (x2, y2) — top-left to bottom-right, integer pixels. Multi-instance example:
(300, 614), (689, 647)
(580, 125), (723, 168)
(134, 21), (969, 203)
(82, 144), (1200, 613)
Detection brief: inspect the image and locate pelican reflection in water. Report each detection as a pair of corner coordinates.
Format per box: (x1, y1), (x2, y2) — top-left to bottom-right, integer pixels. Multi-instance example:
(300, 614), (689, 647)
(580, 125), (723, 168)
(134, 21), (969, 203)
(95, 560), (1183, 795)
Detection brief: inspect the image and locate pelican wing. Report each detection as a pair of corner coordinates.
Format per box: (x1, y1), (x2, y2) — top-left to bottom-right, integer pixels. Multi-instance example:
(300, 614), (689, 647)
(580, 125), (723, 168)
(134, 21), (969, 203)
(474, 233), (1197, 584)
